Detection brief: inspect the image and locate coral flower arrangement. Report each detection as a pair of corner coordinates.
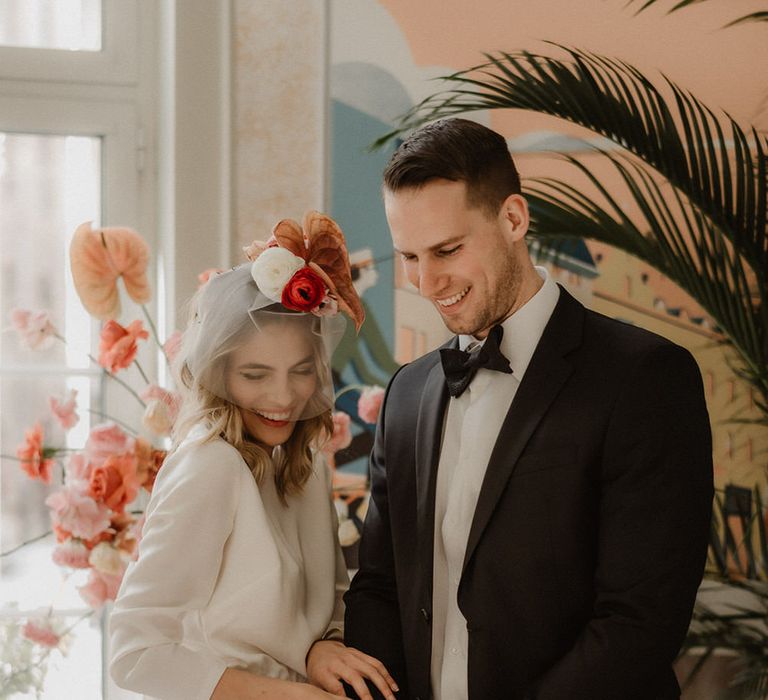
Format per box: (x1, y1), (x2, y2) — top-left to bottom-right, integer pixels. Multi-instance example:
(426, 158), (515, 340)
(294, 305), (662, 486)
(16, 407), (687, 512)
(6, 222), (178, 616)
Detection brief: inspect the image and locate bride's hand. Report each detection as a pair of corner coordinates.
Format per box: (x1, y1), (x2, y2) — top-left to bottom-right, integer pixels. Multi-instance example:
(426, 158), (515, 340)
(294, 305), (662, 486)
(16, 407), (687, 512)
(306, 640), (399, 700)
(212, 668), (340, 699)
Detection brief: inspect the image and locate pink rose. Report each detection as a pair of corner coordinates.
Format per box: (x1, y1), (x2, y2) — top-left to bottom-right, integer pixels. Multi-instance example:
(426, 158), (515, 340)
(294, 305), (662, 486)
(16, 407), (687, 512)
(358, 385), (385, 424)
(163, 330), (183, 362)
(16, 422), (56, 484)
(48, 389), (79, 430)
(84, 422), (133, 465)
(52, 540), (91, 569)
(65, 453), (92, 483)
(77, 569), (123, 609)
(22, 620), (61, 648)
(46, 486), (112, 541)
(88, 453), (141, 513)
(242, 240), (269, 261)
(9, 308), (58, 350)
(326, 412), (353, 453)
(98, 319), (148, 373)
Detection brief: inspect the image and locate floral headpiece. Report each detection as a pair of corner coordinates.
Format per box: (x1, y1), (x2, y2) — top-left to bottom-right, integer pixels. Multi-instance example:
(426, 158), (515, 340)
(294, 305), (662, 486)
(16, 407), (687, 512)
(245, 211), (365, 332)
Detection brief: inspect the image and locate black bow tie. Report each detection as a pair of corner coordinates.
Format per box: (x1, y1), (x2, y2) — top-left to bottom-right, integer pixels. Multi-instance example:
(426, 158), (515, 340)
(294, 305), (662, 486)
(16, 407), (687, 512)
(439, 324), (513, 398)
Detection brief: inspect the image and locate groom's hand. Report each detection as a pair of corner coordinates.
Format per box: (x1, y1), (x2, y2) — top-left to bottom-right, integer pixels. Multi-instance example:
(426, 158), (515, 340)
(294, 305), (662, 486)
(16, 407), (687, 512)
(306, 640), (399, 700)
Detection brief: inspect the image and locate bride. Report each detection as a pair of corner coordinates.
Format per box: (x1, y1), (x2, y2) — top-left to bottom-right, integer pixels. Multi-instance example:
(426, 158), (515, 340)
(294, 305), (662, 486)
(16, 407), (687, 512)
(109, 213), (398, 700)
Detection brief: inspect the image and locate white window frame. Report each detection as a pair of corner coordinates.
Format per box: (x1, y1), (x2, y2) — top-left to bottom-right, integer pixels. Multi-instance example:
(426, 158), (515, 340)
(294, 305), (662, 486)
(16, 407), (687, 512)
(0, 3), (158, 698)
(0, 0), (138, 85)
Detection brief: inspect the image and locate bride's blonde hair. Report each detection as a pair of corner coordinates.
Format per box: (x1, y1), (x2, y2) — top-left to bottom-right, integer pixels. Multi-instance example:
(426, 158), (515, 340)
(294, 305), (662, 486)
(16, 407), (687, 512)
(172, 289), (333, 503)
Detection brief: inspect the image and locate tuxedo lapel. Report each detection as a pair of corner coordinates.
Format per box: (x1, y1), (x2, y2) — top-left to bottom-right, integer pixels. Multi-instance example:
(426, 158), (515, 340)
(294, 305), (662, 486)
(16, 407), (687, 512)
(414, 351), (452, 598)
(462, 288), (584, 575)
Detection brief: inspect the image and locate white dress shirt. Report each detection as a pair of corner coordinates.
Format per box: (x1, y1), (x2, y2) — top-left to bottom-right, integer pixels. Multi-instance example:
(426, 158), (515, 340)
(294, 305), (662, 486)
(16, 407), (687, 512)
(430, 268), (560, 700)
(109, 424), (347, 700)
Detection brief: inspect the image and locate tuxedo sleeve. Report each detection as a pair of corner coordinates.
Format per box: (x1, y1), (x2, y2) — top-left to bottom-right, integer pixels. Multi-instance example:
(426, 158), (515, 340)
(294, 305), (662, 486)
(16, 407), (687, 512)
(344, 366), (410, 698)
(526, 343), (713, 700)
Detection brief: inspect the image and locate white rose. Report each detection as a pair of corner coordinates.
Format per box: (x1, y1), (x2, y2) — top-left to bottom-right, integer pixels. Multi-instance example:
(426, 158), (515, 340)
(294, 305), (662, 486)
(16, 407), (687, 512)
(89, 542), (127, 576)
(338, 518), (361, 547)
(250, 247), (305, 302)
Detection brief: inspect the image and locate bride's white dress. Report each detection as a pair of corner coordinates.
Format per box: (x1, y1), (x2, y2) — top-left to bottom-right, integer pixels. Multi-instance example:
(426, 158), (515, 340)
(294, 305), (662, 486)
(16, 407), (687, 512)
(109, 425), (347, 700)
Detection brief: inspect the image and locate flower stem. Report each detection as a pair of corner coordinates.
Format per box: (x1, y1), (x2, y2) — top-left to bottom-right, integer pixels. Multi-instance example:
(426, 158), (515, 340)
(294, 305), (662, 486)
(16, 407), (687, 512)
(0, 530), (52, 558)
(134, 359), (150, 385)
(142, 304), (171, 369)
(84, 408), (138, 435)
(86, 353), (147, 408)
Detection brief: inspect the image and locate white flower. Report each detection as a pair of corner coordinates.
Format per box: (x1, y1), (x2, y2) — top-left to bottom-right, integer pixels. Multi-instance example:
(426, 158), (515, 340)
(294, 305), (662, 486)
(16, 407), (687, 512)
(88, 542), (127, 577)
(142, 398), (173, 436)
(250, 247), (305, 302)
(338, 518), (361, 547)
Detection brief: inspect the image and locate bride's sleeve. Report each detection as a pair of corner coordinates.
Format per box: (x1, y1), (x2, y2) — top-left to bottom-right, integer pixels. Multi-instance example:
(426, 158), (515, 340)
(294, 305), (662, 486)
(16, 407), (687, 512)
(108, 439), (242, 700)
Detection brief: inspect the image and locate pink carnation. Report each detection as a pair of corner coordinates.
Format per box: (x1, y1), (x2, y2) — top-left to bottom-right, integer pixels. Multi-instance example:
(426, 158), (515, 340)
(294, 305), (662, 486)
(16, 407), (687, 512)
(84, 422), (133, 465)
(65, 453), (92, 483)
(49, 389), (79, 430)
(326, 412), (353, 453)
(358, 386), (385, 424)
(45, 485), (112, 541)
(52, 540), (91, 569)
(22, 620), (60, 648)
(78, 569), (123, 609)
(163, 330), (183, 362)
(16, 422), (56, 484)
(97, 319), (148, 373)
(9, 308), (58, 350)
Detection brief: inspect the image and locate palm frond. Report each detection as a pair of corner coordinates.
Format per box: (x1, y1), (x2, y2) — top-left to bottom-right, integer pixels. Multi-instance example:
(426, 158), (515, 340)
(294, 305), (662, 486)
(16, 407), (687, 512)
(377, 48), (768, 277)
(625, 1), (768, 28)
(524, 152), (767, 408)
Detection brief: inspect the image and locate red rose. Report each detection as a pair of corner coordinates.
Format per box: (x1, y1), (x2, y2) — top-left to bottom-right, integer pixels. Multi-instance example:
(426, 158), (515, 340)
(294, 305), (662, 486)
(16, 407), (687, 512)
(281, 267), (326, 312)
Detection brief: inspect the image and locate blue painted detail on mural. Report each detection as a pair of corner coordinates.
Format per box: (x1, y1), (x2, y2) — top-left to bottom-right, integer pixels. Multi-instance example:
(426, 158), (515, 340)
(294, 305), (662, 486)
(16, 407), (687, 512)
(331, 99), (406, 475)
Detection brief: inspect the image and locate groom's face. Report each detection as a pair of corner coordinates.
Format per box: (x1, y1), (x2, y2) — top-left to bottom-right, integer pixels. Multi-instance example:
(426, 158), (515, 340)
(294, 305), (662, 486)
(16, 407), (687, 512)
(385, 178), (525, 339)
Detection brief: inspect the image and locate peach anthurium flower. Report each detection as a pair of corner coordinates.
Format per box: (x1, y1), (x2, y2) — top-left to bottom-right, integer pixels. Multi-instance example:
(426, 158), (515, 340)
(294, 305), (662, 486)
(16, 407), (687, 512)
(16, 422), (56, 484)
(48, 389), (79, 430)
(98, 319), (148, 373)
(69, 221), (151, 320)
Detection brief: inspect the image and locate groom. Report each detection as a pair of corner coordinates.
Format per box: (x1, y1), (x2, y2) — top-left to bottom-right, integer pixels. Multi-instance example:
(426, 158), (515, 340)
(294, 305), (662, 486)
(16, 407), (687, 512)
(344, 118), (713, 699)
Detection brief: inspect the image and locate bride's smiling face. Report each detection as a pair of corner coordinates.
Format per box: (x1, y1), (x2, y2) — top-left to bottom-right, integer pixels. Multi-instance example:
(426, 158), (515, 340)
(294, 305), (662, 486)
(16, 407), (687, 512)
(225, 322), (318, 447)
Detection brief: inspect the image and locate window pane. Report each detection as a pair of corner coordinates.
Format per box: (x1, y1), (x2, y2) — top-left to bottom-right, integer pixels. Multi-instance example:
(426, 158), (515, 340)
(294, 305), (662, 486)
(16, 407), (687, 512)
(0, 0), (101, 51)
(0, 132), (100, 369)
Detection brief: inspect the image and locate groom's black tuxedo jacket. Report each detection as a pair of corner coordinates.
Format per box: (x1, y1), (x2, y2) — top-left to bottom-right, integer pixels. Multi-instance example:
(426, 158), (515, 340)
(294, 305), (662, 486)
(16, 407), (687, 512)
(344, 287), (713, 700)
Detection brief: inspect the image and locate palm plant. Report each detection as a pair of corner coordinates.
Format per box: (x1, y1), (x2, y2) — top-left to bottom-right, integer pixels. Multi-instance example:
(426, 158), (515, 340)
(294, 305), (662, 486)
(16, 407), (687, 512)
(373, 46), (768, 427)
(626, 0), (768, 28)
(682, 484), (768, 697)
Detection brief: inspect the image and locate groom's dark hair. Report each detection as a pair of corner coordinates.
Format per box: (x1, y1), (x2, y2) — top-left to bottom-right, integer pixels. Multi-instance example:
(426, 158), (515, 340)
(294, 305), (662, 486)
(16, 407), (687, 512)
(382, 117), (521, 217)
